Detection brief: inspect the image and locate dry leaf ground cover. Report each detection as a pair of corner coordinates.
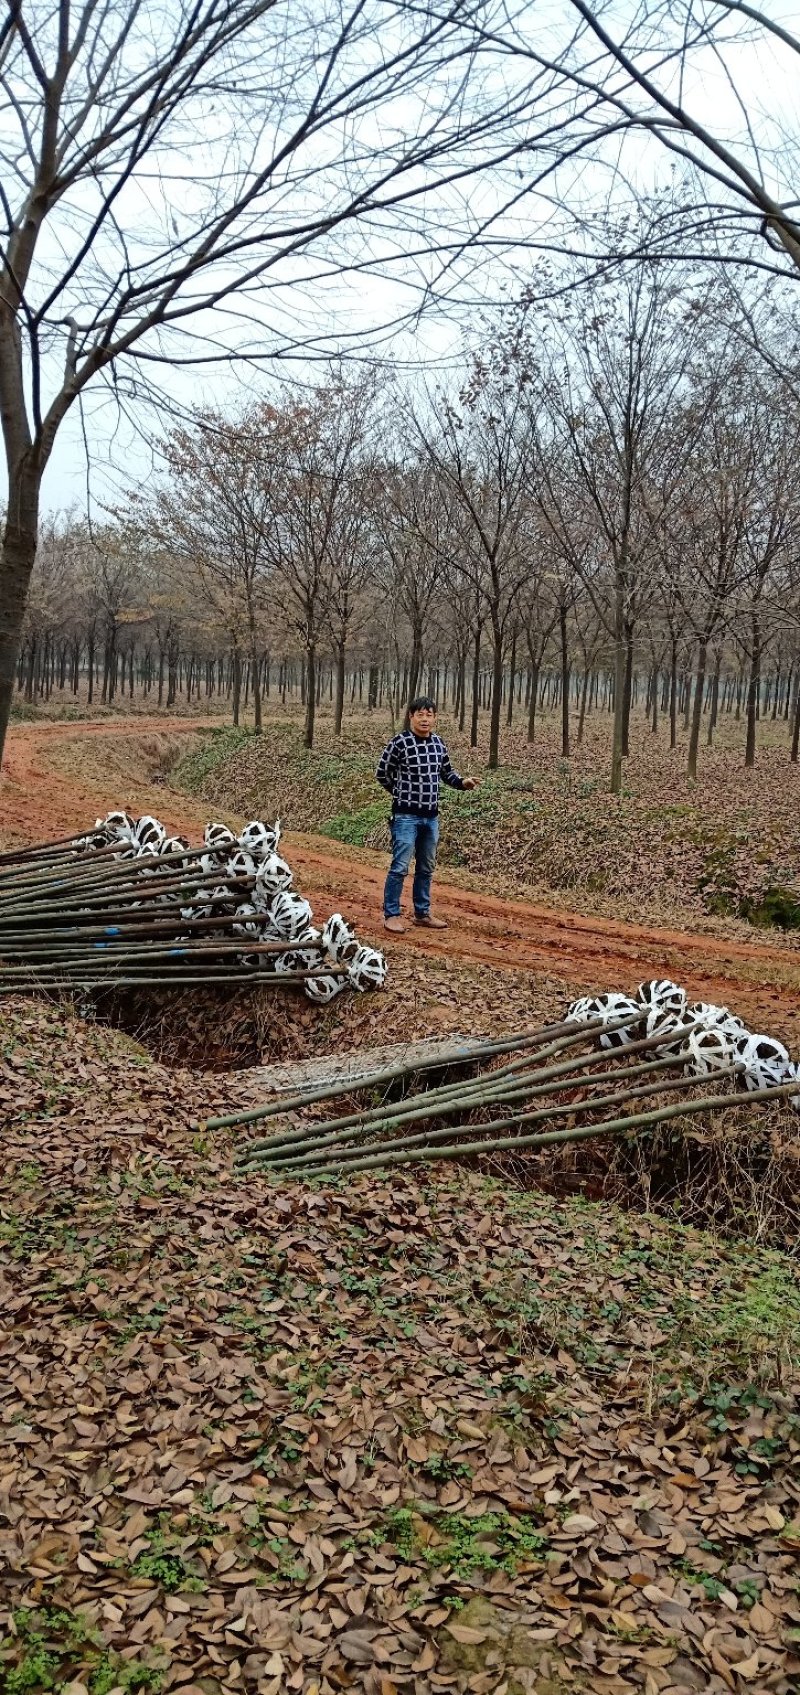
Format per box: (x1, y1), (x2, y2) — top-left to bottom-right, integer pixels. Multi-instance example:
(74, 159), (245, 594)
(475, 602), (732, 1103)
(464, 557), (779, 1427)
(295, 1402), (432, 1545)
(2, 995), (799, 1695)
(175, 708), (800, 936)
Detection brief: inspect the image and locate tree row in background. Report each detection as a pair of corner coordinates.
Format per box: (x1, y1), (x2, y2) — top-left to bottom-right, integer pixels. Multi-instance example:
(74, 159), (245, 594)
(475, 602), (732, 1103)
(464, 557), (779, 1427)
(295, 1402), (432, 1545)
(18, 263), (800, 789)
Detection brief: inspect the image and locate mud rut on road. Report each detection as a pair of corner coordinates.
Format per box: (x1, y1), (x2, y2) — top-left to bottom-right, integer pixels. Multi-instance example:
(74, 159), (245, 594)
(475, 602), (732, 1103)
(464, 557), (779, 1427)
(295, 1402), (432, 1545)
(2, 714), (799, 1044)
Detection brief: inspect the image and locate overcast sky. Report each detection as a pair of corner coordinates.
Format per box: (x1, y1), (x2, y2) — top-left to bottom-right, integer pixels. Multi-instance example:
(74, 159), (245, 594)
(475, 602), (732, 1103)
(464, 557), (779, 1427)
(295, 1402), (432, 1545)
(23, 1), (800, 518)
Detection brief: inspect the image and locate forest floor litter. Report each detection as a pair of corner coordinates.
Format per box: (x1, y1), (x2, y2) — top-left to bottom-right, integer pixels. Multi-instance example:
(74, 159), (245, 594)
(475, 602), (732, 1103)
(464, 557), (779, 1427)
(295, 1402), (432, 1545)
(0, 713), (799, 1694)
(1, 996), (799, 1695)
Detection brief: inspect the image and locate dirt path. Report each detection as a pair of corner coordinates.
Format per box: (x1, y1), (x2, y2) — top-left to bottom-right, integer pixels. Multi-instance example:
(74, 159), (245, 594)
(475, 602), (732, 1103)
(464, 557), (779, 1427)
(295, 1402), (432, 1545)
(2, 714), (799, 1034)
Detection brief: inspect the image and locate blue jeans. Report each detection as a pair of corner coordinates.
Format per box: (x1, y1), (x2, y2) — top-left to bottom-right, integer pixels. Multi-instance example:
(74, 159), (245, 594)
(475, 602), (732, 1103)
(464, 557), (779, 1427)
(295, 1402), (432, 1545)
(383, 814), (440, 917)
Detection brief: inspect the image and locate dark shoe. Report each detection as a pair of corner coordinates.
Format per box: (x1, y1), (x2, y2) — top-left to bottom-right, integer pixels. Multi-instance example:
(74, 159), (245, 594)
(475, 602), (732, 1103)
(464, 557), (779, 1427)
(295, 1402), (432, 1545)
(414, 915), (448, 929)
(383, 915), (407, 933)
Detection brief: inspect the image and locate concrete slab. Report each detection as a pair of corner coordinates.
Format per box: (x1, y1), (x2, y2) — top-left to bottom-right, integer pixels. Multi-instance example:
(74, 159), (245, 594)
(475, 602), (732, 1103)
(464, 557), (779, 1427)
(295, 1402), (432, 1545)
(219, 1033), (476, 1105)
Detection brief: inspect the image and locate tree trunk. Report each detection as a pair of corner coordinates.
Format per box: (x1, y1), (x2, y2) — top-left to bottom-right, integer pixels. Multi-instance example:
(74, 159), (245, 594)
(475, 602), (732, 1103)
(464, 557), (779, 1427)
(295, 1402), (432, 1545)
(577, 666), (590, 744)
(0, 467), (40, 763)
(791, 673), (800, 762)
(488, 623), (503, 770)
(687, 639), (708, 780)
(683, 663), (693, 731)
(408, 631), (423, 704)
(506, 629), (516, 727)
(304, 644), (316, 748)
(249, 633), (262, 733)
(527, 662), (540, 743)
(470, 627), (481, 748)
(707, 651), (721, 747)
(621, 626), (634, 758)
(668, 639), (678, 748)
(610, 572), (626, 795)
(24, 636), (36, 702)
(456, 648), (466, 731)
(231, 647), (242, 727)
(333, 642), (346, 735)
(559, 605), (570, 758)
(744, 614), (760, 769)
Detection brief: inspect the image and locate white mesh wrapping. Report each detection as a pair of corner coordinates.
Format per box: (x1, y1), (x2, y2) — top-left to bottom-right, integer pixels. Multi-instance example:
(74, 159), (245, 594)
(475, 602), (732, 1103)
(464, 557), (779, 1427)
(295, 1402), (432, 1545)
(238, 820), (281, 859)
(322, 913), (358, 963)
(347, 945), (388, 991)
(204, 823), (237, 851)
(681, 1025), (739, 1077)
(736, 1032), (793, 1092)
(265, 890), (314, 941)
(636, 979), (688, 1022)
(254, 854), (294, 898)
(304, 973), (348, 1004)
(226, 849), (257, 883)
(274, 947), (321, 974)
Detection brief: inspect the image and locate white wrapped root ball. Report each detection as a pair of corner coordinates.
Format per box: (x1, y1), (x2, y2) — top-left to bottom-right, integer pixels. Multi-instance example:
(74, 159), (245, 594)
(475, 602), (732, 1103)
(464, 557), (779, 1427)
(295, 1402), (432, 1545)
(681, 1024), (739, 1078)
(265, 890), (314, 941)
(567, 992), (641, 1047)
(238, 819), (281, 859)
(304, 973), (349, 1004)
(566, 994), (604, 1025)
(643, 1005), (693, 1052)
(566, 992), (641, 1047)
(94, 809), (136, 845)
(204, 822), (237, 852)
(736, 1032), (794, 1092)
(232, 902), (264, 938)
(597, 994), (643, 1048)
(347, 945), (388, 992)
(689, 1002), (746, 1040)
(254, 854), (294, 898)
(133, 816), (166, 854)
(226, 849), (257, 882)
(322, 913), (358, 963)
(636, 979), (688, 1023)
(273, 947), (321, 974)
(159, 834), (190, 856)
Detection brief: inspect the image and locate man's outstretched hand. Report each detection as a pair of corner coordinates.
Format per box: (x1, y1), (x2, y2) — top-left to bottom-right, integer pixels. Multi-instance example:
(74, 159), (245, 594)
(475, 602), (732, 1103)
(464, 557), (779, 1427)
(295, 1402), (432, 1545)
(462, 777), (480, 790)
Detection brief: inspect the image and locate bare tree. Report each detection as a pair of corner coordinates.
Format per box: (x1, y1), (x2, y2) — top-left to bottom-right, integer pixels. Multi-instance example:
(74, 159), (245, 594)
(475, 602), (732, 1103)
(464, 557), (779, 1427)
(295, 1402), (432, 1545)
(417, 355), (535, 768)
(0, 0), (551, 763)
(496, 2), (800, 276)
(319, 374), (383, 736)
(378, 459), (458, 706)
(733, 379), (800, 767)
(132, 409), (273, 728)
(260, 383), (374, 749)
(533, 258), (699, 791)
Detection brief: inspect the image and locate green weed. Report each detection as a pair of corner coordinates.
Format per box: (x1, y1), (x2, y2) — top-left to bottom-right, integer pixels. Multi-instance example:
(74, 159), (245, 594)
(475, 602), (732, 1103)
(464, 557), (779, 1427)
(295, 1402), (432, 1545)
(322, 798), (389, 846)
(131, 1521), (204, 1593)
(384, 1505), (548, 1576)
(3, 1607), (163, 1695)
(174, 725), (253, 791)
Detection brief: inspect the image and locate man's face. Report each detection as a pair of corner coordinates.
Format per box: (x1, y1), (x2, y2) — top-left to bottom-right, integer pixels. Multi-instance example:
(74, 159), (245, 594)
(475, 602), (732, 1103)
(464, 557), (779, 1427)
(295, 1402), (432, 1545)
(409, 706), (436, 737)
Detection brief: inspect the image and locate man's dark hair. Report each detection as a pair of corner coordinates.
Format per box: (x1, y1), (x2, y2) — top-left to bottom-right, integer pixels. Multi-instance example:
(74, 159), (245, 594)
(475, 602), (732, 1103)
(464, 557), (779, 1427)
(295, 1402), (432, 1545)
(408, 695), (437, 714)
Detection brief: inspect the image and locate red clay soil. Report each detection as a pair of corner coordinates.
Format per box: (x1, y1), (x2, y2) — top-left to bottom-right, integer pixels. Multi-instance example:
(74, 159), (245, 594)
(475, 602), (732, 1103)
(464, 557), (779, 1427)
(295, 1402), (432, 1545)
(2, 715), (799, 1037)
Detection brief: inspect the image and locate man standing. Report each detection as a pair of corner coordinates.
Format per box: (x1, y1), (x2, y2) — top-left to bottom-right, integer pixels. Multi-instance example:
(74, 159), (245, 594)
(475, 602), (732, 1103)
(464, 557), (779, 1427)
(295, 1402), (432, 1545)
(376, 696), (478, 933)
